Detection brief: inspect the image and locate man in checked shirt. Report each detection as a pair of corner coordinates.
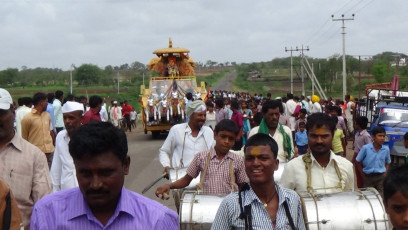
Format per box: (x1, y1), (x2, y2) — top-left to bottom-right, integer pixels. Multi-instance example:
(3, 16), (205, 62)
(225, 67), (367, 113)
(155, 119), (248, 197)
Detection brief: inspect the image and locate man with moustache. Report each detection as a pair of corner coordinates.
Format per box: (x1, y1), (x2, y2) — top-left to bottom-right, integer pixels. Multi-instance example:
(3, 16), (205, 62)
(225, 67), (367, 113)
(0, 88), (51, 229)
(50, 101), (84, 192)
(248, 100), (295, 162)
(31, 122), (179, 229)
(159, 100), (214, 175)
(280, 113), (355, 194)
(212, 133), (305, 229)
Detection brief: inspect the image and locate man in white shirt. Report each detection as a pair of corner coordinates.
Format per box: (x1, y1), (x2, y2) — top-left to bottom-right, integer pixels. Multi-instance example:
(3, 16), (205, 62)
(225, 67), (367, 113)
(99, 101), (109, 122)
(344, 94), (355, 136)
(110, 101), (122, 127)
(15, 97), (32, 137)
(248, 100), (295, 162)
(285, 93), (297, 132)
(159, 100), (214, 175)
(280, 113), (355, 194)
(310, 95), (322, 114)
(50, 101), (84, 192)
(53, 90), (64, 132)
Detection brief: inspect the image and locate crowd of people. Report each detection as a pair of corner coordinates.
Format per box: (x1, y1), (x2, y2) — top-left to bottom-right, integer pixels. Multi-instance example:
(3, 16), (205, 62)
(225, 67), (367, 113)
(0, 87), (408, 229)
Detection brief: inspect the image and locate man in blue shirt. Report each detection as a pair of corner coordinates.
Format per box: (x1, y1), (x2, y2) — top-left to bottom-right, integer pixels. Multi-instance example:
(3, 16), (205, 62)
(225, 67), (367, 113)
(356, 126), (391, 196)
(211, 133), (305, 229)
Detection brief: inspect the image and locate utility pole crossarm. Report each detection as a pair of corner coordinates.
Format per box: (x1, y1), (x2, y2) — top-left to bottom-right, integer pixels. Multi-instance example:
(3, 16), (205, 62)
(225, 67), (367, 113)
(285, 46), (310, 95)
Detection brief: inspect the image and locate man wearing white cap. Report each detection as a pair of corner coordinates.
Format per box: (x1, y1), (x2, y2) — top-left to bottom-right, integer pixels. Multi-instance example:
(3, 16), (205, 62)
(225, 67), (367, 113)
(50, 101), (84, 192)
(159, 100), (214, 175)
(0, 88), (52, 229)
(110, 100), (122, 128)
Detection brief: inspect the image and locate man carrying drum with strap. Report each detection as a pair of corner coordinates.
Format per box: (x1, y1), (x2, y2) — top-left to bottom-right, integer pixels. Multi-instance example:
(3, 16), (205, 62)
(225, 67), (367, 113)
(155, 119), (248, 197)
(280, 113), (355, 194)
(212, 133), (306, 230)
(159, 100), (214, 174)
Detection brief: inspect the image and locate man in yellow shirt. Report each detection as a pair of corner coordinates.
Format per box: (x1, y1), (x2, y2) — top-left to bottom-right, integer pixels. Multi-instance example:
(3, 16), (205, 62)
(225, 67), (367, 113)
(331, 116), (346, 157)
(21, 92), (55, 169)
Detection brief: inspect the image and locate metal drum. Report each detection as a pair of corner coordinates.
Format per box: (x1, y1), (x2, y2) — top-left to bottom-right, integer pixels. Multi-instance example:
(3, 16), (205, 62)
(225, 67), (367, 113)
(179, 191), (224, 230)
(169, 167), (200, 190)
(274, 162), (286, 184)
(299, 188), (389, 230)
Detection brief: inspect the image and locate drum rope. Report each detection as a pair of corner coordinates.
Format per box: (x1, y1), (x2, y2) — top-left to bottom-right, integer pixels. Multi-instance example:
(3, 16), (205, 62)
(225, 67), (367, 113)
(302, 152), (344, 192)
(357, 189), (380, 230)
(197, 152), (211, 192)
(310, 192), (321, 230)
(188, 191), (198, 230)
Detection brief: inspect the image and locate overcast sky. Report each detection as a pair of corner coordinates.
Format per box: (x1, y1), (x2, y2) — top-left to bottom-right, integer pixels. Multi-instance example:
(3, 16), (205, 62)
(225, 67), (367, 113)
(0, 0), (405, 70)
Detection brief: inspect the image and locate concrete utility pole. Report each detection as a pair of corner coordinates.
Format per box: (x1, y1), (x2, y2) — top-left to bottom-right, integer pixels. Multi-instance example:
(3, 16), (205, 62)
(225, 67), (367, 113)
(70, 64), (75, 94)
(332, 14), (355, 98)
(117, 71), (120, 94)
(285, 46), (309, 95)
(299, 45), (310, 96)
(285, 47), (297, 94)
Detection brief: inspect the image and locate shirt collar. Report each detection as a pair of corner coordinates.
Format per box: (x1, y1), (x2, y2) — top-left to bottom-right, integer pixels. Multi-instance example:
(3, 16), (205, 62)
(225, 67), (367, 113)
(368, 142), (386, 151)
(67, 187), (135, 221)
(185, 123), (205, 137)
(7, 133), (23, 152)
(310, 150), (338, 168)
(243, 184), (289, 207)
(357, 129), (368, 136)
(209, 148), (233, 160)
(31, 108), (41, 115)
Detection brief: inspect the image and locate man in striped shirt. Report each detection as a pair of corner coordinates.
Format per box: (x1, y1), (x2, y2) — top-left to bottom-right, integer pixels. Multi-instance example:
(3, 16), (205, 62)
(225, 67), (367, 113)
(155, 119), (248, 197)
(30, 122), (178, 230)
(212, 133), (306, 230)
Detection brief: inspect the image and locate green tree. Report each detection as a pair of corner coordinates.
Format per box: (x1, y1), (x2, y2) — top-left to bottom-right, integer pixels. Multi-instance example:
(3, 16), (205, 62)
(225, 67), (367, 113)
(371, 60), (388, 83)
(0, 68), (18, 86)
(75, 64), (102, 86)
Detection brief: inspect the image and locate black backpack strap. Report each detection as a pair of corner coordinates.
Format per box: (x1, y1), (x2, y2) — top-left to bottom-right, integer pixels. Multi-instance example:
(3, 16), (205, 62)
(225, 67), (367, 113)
(244, 205), (252, 230)
(283, 200), (296, 230)
(3, 191), (11, 230)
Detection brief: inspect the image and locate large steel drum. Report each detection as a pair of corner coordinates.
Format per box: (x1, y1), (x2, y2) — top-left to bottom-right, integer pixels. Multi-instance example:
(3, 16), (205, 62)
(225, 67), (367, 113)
(169, 167), (200, 190)
(179, 191), (224, 230)
(299, 188), (389, 230)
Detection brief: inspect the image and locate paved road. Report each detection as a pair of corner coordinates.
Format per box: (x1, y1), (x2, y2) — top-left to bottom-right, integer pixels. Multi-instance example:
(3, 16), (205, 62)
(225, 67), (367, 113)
(124, 125), (178, 211)
(211, 70), (237, 91)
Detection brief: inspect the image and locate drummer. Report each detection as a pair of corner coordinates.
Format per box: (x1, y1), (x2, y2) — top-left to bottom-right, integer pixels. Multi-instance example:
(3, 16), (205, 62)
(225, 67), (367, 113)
(280, 113), (355, 194)
(155, 119), (248, 197)
(211, 133), (305, 229)
(158, 100), (214, 175)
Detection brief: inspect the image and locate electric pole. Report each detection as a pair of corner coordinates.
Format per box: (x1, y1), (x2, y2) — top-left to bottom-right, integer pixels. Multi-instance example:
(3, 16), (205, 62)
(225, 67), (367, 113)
(299, 45), (310, 96)
(332, 14), (355, 98)
(285, 46), (309, 95)
(285, 47), (297, 94)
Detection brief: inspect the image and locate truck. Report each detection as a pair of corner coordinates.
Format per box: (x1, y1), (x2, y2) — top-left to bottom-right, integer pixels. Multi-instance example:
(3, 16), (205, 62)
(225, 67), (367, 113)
(140, 38), (207, 138)
(359, 82), (408, 165)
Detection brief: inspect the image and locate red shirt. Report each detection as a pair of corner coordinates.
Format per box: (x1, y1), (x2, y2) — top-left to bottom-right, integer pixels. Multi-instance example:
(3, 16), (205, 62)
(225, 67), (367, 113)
(122, 104), (132, 116)
(82, 108), (101, 124)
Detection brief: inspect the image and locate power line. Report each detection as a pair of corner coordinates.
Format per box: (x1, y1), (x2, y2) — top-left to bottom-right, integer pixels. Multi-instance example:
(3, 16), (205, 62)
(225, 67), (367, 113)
(354, 0), (376, 13)
(344, 0), (367, 14)
(333, 0), (355, 15)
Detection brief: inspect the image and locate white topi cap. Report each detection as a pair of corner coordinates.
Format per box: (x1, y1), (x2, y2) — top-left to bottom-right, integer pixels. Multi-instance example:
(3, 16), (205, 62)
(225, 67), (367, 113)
(62, 101), (84, 113)
(0, 88), (13, 110)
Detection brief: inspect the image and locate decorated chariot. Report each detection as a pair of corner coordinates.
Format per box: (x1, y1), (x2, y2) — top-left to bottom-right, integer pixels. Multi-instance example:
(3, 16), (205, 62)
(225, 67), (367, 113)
(140, 38), (207, 138)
